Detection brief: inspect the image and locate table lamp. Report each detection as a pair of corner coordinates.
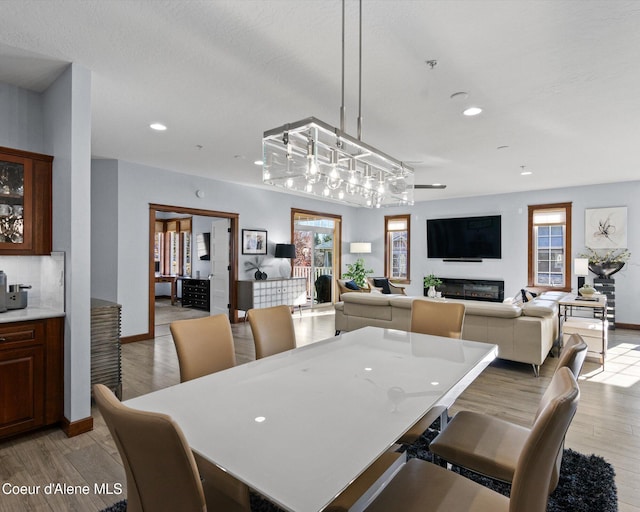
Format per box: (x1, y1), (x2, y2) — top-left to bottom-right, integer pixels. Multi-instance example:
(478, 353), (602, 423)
(575, 258), (589, 290)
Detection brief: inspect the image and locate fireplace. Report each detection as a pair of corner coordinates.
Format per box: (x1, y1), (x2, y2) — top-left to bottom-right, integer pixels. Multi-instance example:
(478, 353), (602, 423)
(431, 278), (505, 303)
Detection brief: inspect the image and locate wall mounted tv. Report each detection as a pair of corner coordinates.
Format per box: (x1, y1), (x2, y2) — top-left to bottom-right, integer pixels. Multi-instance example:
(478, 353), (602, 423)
(427, 215), (501, 260)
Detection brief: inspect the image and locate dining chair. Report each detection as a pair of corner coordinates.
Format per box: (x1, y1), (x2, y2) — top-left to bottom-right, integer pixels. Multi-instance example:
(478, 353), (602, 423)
(247, 305), (296, 359)
(93, 384), (250, 512)
(326, 367), (579, 512)
(170, 314), (237, 382)
(410, 299), (466, 339)
(429, 335), (587, 493)
(397, 299), (466, 444)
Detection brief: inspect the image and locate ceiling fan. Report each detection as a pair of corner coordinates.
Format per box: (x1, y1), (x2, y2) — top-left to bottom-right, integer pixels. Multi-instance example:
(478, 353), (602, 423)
(415, 183), (446, 189)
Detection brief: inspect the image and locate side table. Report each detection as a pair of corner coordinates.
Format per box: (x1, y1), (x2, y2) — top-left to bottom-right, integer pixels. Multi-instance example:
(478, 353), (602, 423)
(558, 294), (607, 368)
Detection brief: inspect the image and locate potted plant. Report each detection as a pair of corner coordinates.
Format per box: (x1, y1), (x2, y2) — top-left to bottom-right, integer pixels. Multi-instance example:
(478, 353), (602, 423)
(578, 248), (631, 278)
(342, 258), (373, 288)
(423, 274), (442, 298)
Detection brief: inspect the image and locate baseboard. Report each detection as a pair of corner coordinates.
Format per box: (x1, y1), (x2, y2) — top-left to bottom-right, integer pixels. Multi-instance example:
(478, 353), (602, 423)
(121, 332), (152, 343)
(62, 416), (94, 437)
(615, 322), (640, 330)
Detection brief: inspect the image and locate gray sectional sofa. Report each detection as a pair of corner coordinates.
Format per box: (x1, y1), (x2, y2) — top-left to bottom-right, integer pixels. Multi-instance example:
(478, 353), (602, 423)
(335, 291), (566, 375)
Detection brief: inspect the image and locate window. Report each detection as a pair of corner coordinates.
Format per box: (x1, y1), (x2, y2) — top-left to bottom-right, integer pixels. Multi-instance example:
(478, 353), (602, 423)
(385, 214), (410, 282)
(528, 203), (571, 290)
(156, 217), (192, 276)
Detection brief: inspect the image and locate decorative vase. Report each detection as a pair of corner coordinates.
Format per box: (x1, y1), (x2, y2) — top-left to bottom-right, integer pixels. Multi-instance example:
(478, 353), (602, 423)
(588, 261), (625, 278)
(578, 285), (595, 296)
(261, 272), (268, 280)
(427, 286), (437, 298)
(254, 270), (263, 280)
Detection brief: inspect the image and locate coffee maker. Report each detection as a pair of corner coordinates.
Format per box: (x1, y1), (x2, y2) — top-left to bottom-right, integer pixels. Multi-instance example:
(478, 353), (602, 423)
(0, 271), (30, 312)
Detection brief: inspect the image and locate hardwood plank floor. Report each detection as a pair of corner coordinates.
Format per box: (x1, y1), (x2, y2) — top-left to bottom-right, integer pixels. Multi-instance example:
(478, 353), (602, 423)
(1, 304), (638, 511)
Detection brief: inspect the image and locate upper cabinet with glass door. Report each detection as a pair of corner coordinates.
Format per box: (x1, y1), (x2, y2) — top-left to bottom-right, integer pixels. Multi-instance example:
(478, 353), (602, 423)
(0, 146), (53, 255)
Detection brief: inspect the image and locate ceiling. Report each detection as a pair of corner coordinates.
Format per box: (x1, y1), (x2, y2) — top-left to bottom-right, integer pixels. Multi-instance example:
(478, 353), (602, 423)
(1, 0), (639, 203)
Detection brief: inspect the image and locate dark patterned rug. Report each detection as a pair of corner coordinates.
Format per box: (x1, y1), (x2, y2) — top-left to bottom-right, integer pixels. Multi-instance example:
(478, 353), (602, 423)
(100, 427), (617, 512)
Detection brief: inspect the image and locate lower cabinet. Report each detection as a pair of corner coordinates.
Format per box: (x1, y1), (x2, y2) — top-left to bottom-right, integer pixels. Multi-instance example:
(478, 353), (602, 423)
(181, 279), (210, 311)
(0, 317), (64, 439)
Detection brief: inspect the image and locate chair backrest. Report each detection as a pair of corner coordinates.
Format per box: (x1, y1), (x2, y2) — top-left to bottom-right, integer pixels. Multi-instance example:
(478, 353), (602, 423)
(247, 305), (296, 359)
(170, 314), (237, 382)
(556, 333), (588, 378)
(410, 299), (466, 339)
(93, 384), (206, 512)
(509, 368), (580, 512)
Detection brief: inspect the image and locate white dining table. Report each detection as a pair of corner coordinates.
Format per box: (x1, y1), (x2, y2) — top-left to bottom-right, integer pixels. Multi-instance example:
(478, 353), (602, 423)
(125, 326), (497, 512)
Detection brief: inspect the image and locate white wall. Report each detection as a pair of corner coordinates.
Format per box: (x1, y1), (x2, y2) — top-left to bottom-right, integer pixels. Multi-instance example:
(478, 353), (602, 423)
(354, 181), (640, 324)
(95, 160), (357, 337)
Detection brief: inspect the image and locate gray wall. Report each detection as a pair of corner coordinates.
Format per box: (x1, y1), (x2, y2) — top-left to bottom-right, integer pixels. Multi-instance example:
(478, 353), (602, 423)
(355, 181), (640, 324)
(95, 159), (357, 337)
(91, 159), (119, 301)
(0, 70), (93, 423)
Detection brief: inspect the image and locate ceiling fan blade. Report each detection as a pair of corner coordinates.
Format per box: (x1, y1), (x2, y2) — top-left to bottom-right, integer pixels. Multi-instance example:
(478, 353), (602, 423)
(414, 184), (447, 189)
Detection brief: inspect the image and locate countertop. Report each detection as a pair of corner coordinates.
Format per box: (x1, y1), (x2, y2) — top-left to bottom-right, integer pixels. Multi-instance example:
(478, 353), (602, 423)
(0, 306), (65, 323)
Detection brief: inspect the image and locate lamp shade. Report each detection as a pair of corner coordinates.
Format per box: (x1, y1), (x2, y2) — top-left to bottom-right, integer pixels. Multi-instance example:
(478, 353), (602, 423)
(574, 258), (589, 276)
(350, 242), (371, 254)
(275, 243), (296, 259)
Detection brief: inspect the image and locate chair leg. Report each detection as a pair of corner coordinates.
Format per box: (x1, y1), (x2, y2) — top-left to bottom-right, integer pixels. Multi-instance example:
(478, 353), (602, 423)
(335, 330), (341, 336)
(532, 364), (540, 377)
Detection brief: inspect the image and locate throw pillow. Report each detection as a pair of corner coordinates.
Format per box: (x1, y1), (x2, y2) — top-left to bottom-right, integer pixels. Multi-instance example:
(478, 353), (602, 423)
(373, 277), (392, 294)
(344, 280), (360, 290)
(520, 289), (538, 302)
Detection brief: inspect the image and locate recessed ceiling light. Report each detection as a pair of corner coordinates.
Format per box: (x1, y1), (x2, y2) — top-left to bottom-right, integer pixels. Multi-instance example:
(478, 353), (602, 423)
(254, 160), (264, 166)
(520, 166), (532, 176)
(463, 107), (483, 116)
(149, 123), (167, 131)
(450, 91), (469, 100)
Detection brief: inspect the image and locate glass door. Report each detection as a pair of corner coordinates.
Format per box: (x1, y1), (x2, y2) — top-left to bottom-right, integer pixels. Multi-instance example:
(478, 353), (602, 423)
(292, 210), (342, 307)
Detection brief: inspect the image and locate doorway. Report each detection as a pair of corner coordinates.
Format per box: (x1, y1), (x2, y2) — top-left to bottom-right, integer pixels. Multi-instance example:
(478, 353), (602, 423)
(291, 209), (342, 306)
(148, 204), (239, 339)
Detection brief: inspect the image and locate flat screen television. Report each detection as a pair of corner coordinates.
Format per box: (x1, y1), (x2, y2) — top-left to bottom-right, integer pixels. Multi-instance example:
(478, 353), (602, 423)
(427, 215), (501, 260)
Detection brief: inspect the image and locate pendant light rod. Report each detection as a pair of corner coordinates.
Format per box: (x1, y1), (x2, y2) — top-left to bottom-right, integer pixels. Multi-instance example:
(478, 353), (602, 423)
(340, 0), (346, 133)
(357, 0), (363, 140)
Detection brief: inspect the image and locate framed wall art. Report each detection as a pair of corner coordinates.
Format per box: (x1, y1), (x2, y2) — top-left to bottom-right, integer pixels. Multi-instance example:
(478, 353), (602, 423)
(242, 229), (267, 255)
(585, 207), (627, 249)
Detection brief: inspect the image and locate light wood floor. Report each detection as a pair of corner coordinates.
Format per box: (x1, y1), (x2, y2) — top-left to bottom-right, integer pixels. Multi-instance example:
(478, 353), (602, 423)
(1, 305), (638, 511)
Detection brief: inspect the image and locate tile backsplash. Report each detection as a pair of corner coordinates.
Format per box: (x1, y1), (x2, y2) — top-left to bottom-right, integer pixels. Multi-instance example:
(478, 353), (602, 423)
(0, 252), (65, 311)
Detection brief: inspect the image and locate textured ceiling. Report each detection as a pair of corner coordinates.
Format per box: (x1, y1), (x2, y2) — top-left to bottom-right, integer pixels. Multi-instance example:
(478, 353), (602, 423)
(1, 0), (639, 202)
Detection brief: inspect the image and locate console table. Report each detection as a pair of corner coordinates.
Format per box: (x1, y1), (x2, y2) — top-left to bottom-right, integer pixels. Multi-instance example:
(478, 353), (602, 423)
(237, 278), (306, 314)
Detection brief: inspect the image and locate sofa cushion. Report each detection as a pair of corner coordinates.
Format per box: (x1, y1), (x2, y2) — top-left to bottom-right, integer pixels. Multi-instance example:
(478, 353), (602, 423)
(344, 279), (361, 290)
(372, 277), (392, 294)
(521, 299), (557, 318)
(520, 288), (538, 302)
(456, 300), (522, 319)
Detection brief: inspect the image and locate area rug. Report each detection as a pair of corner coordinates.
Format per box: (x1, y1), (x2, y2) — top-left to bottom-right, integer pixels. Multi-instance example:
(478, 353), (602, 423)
(100, 428), (617, 511)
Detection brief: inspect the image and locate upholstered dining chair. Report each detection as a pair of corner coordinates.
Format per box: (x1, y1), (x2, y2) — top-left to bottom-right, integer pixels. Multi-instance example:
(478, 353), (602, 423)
(247, 304), (296, 359)
(429, 335), (587, 493)
(170, 314), (237, 382)
(93, 384), (250, 512)
(397, 299), (466, 444)
(410, 299), (466, 339)
(327, 367), (580, 512)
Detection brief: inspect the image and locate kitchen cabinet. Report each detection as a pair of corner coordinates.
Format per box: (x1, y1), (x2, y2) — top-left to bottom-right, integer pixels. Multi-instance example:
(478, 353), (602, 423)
(0, 146), (53, 255)
(0, 317), (64, 439)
